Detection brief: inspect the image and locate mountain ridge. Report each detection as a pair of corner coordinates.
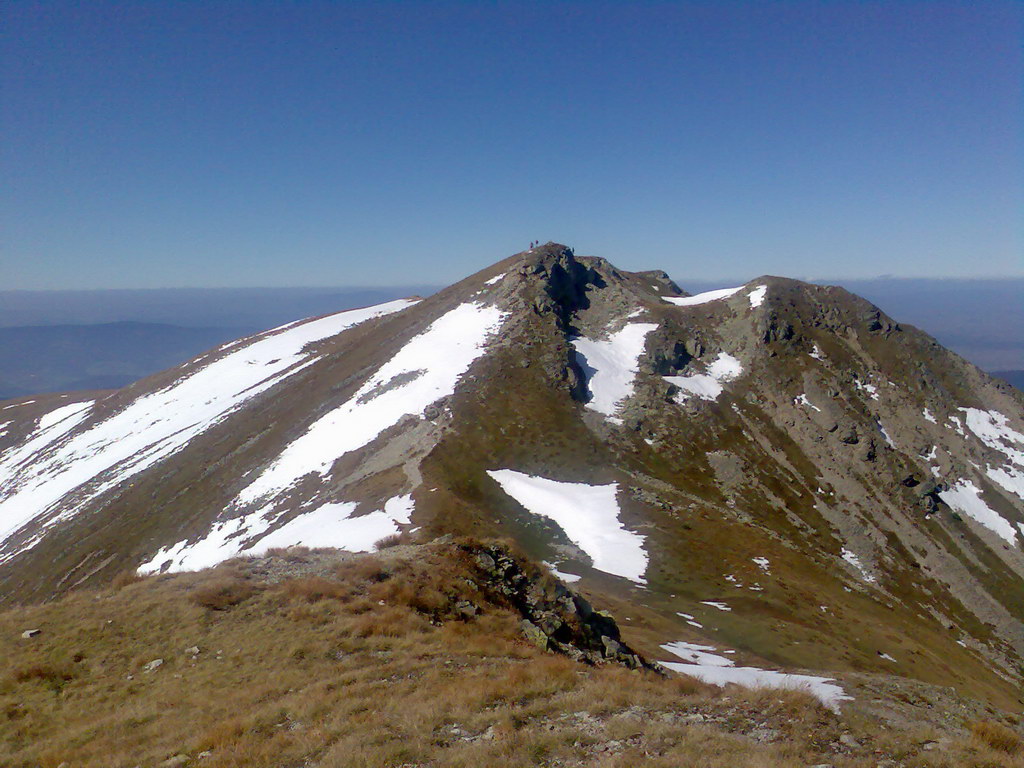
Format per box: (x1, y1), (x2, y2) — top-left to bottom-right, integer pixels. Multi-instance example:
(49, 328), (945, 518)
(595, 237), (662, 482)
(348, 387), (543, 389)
(1, 243), (1022, 713)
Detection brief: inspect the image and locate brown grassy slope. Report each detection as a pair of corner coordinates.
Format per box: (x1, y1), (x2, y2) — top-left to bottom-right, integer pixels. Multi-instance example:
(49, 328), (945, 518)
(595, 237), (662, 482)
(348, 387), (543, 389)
(1, 543), (1022, 768)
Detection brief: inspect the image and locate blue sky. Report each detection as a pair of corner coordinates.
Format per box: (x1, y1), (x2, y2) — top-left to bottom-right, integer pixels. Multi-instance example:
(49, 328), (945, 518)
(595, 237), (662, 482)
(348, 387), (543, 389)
(2, 1), (1020, 289)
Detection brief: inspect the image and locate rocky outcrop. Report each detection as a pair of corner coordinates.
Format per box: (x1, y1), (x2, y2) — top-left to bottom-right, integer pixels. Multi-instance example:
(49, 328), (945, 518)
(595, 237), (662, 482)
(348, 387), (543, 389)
(463, 541), (661, 672)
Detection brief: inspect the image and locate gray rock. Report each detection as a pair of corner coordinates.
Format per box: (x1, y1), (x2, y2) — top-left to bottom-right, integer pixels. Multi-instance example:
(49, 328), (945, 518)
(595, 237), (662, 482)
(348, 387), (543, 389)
(184, 646), (200, 656)
(752, 727), (779, 742)
(520, 620), (549, 649)
(601, 635), (624, 657)
(20, 629), (41, 639)
(160, 756), (188, 768)
(143, 658), (164, 672)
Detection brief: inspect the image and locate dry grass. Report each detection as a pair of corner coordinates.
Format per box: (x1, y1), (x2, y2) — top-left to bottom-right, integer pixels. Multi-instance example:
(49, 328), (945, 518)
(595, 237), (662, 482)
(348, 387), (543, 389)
(0, 545), (1021, 768)
(971, 719), (1023, 754)
(189, 576), (259, 610)
(373, 533), (403, 550)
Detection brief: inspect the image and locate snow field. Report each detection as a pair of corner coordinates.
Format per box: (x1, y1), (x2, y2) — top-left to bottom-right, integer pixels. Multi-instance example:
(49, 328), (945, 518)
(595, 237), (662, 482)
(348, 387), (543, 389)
(571, 323), (658, 418)
(664, 353), (743, 402)
(938, 480), (1019, 545)
(236, 301), (507, 508)
(486, 469), (647, 582)
(659, 641), (851, 711)
(140, 495), (414, 573)
(663, 286), (742, 307)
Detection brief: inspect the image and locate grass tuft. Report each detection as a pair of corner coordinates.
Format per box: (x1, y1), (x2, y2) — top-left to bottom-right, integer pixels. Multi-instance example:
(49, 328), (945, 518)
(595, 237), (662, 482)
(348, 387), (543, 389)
(189, 576), (259, 610)
(971, 719), (1023, 754)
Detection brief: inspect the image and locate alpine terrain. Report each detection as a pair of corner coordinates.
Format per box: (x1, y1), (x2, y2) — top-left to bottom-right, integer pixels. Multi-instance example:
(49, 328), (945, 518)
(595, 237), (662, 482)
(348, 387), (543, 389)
(2, 244), (1023, 766)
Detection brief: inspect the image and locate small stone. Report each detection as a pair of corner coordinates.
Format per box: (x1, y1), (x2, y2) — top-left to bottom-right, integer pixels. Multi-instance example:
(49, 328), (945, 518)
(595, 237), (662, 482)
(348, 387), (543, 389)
(197, 751), (212, 760)
(160, 756), (188, 768)
(143, 658), (164, 672)
(838, 733), (859, 748)
(21, 629), (41, 639)
(184, 646), (200, 656)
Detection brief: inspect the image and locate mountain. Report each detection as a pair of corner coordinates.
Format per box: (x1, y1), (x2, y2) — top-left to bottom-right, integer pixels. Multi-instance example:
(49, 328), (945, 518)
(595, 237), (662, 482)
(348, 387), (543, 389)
(1, 243), (1022, 715)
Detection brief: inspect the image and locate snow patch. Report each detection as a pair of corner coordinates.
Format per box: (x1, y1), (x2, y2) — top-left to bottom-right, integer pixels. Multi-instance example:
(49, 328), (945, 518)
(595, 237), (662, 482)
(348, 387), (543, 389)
(939, 480), (1018, 545)
(923, 408), (937, 424)
(661, 641), (733, 667)
(841, 549), (876, 583)
(987, 466), (1024, 502)
(752, 557), (770, 573)
(572, 323), (658, 418)
(663, 286), (742, 307)
(2, 400), (35, 410)
(543, 562), (582, 583)
(483, 272), (506, 286)
(878, 423), (896, 448)
(794, 394), (821, 412)
(236, 301), (506, 508)
(747, 285), (767, 308)
(665, 353), (743, 402)
(809, 345), (824, 361)
(854, 380), (879, 400)
(37, 401), (94, 432)
(659, 641), (850, 711)
(959, 410), (1024, 494)
(139, 494), (414, 574)
(700, 600), (731, 611)
(486, 469), (647, 582)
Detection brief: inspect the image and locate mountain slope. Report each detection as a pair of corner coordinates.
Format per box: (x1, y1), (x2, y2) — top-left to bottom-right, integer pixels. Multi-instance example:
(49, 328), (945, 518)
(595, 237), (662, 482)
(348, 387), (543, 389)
(1, 244), (1022, 712)
(8, 543), (1022, 768)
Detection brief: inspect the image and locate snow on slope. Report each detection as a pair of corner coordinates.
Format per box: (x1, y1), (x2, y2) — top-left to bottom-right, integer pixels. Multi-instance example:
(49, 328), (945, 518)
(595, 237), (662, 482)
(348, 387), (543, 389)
(959, 408), (1024, 502)
(664, 353), (743, 402)
(572, 323), (658, 421)
(659, 641), (851, 711)
(939, 480), (1019, 545)
(236, 301), (508, 508)
(747, 285), (767, 307)
(0, 300), (414, 562)
(486, 469), (647, 582)
(663, 286), (742, 307)
(140, 495), (414, 574)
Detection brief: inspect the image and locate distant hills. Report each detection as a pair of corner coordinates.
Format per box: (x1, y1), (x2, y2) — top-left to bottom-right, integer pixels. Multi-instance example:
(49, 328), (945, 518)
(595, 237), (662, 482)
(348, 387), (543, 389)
(0, 278), (1019, 400)
(0, 287), (436, 400)
(0, 322), (252, 400)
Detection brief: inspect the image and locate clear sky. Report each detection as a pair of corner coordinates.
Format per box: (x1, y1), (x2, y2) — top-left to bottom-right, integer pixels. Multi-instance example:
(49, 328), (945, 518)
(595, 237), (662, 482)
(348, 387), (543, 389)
(2, 0), (1020, 289)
